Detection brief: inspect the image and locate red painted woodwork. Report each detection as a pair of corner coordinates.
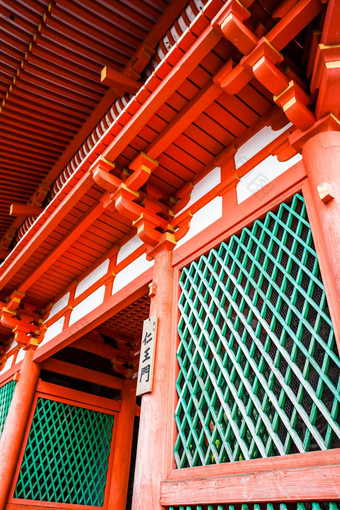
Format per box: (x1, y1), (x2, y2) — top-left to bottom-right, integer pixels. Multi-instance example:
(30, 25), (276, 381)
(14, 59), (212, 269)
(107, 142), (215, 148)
(41, 358), (123, 391)
(0, 0), (185, 243)
(7, 503), (102, 510)
(132, 242), (176, 510)
(161, 449), (340, 506)
(0, 346), (40, 510)
(298, 126), (340, 342)
(37, 380), (120, 414)
(9, 204), (43, 218)
(34, 277), (151, 363)
(1, 2), (340, 509)
(107, 382), (136, 510)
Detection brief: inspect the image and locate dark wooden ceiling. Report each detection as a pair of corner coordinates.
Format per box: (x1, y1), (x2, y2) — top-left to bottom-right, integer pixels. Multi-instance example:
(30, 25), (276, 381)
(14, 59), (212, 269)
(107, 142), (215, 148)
(0, 0), (177, 240)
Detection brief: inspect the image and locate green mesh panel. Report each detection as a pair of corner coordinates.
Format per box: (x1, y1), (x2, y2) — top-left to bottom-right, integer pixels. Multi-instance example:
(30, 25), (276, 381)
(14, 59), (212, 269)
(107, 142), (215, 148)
(0, 380), (16, 438)
(175, 193), (340, 468)
(14, 397), (114, 505)
(168, 503), (340, 510)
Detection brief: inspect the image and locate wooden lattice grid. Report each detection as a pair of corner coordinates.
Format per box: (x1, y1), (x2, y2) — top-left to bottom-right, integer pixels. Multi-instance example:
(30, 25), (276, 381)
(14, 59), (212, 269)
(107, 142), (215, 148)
(175, 194), (340, 468)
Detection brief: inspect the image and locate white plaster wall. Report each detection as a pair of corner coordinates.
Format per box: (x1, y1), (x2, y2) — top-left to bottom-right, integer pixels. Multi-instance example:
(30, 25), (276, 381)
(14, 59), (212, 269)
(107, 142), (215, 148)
(16, 348), (26, 364)
(234, 123), (292, 170)
(236, 153), (302, 204)
(176, 196), (223, 249)
(181, 166), (221, 213)
(0, 354), (14, 373)
(74, 259), (109, 298)
(7, 340), (18, 352)
(46, 292), (70, 321)
(112, 254), (154, 294)
(116, 236), (143, 264)
(69, 285), (106, 325)
(38, 317), (65, 348)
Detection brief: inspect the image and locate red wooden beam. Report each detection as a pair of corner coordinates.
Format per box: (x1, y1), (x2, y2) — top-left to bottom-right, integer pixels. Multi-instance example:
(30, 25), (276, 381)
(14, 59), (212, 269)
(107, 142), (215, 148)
(107, 382), (136, 510)
(0, 170), (95, 292)
(9, 203), (43, 217)
(101, 66), (140, 94)
(321, 0), (340, 45)
(73, 336), (131, 362)
(15, 200), (105, 294)
(42, 358), (124, 390)
(267, 0), (323, 51)
(34, 279), (150, 363)
(37, 380), (120, 412)
(104, 17), (221, 162)
(161, 449), (340, 506)
(0, 347), (40, 509)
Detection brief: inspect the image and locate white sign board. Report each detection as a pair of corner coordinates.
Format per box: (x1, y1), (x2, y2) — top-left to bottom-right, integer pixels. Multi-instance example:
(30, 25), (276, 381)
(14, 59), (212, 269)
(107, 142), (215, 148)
(136, 316), (157, 396)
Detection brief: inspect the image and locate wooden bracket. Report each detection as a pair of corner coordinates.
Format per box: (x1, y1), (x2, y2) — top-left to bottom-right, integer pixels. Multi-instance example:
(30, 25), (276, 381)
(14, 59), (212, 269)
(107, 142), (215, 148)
(93, 153), (176, 248)
(274, 80), (315, 131)
(170, 182), (194, 214)
(171, 210), (193, 242)
(311, 44), (340, 120)
(146, 232), (177, 260)
(289, 114), (340, 152)
(101, 66), (141, 94)
(214, 0), (258, 55)
(0, 292), (42, 347)
(10, 203), (43, 217)
(317, 182), (335, 203)
(5, 290), (26, 312)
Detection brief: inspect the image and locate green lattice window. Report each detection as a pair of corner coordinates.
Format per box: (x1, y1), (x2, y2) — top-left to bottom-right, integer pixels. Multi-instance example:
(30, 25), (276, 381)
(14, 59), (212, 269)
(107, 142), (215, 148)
(169, 503), (340, 510)
(175, 193), (340, 468)
(14, 398), (114, 506)
(0, 380), (16, 438)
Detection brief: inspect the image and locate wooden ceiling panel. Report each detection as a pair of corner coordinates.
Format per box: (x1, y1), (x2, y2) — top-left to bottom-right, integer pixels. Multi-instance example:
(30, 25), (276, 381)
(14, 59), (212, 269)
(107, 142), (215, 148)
(0, 0), (171, 245)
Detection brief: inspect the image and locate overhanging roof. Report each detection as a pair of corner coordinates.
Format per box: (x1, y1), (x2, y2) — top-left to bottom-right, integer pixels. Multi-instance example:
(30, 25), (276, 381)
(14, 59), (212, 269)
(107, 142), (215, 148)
(0, 0), (330, 346)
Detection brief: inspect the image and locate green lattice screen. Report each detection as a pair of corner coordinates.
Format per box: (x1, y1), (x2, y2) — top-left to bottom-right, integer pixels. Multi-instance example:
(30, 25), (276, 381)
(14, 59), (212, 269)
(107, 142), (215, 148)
(0, 380), (16, 438)
(169, 503), (340, 510)
(14, 397), (114, 506)
(175, 193), (340, 468)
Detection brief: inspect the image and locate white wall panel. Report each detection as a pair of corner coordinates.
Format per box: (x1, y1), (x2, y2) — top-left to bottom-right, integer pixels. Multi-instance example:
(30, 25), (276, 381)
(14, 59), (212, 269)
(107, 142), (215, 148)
(181, 166), (221, 213)
(116, 236), (143, 264)
(176, 196), (223, 249)
(237, 154), (302, 204)
(69, 286), (106, 325)
(39, 317), (65, 348)
(0, 354), (14, 373)
(234, 123), (292, 170)
(75, 259), (109, 298)
(112, 255), (153, 294)
(16, 348), (26, 364)
(46, 293), (70, 321)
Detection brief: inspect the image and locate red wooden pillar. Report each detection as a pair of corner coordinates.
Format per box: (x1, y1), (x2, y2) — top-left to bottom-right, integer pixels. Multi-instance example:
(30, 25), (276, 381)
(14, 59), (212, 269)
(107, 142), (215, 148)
(292, 118), (340, 343)
(0, 345), (40, 510)
(107, 380), (136, 510)
(132, 238), (175, 510)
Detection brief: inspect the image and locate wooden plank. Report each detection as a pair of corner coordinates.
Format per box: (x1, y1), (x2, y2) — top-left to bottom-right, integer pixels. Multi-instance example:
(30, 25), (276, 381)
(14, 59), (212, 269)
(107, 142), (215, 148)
(101, 66), (140, 93)
(73, 337), (131, 362)
(34, 277), (151, 363)
(7, 501), (102, 510)
(42, 358), (124, 390)
(17, 202), (104, 293)
(37, 380), (120, 412)
(161, 451), (340, 505)
(104, 21), (221, 162)
(147, 81), (221, 160)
